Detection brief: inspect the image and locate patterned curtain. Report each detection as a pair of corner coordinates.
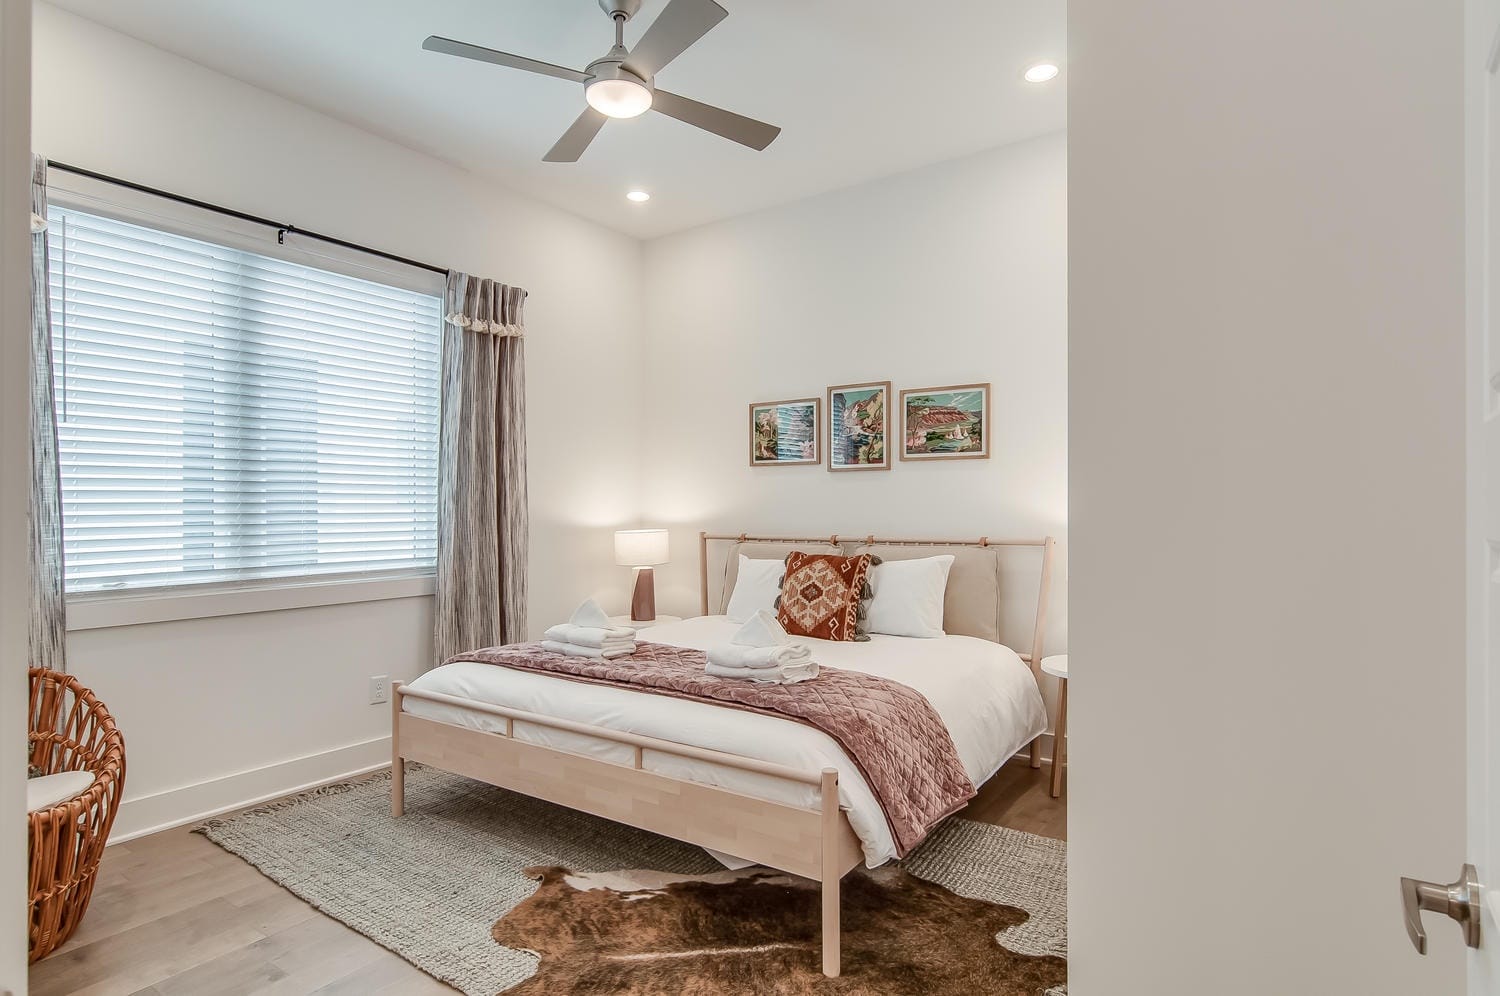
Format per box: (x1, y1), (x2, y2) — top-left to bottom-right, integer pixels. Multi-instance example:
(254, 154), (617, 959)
(30, 155), (67, 672)
(433, 272), (529, 663)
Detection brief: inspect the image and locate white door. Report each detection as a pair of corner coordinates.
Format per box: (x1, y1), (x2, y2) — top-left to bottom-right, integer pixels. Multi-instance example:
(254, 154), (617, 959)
(1072, 1), (1469, 992)
(1473, 0), (1500, 988)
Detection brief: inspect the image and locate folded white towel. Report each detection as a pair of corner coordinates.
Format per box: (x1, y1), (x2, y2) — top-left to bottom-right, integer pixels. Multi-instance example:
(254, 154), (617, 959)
(706, 642), (813, 670)
(569, 598), (615, 630)
(709, 610), (809, 668)
(731, 609), (792, 648)
(567, 640), (635, 657)
(541, 639), (635, 660)
(544, 622), (636, 648)
(705, 660), (819, 684)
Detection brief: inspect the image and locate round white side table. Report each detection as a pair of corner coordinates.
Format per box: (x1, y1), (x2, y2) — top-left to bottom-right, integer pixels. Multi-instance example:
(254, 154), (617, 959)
(1041, 654), (1069, 799)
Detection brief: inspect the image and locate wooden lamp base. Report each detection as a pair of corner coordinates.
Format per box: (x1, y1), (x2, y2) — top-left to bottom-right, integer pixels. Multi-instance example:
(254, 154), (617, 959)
(630, 567), (657, 623)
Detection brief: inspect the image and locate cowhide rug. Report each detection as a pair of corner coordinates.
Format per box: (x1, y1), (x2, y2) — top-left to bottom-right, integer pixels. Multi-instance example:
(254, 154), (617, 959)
(494, 864), (1068, 995)
(198, 766), (1067, 996)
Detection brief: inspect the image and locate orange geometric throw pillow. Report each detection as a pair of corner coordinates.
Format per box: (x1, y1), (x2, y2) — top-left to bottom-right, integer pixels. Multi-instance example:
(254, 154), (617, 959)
(776, 551), (875, 642)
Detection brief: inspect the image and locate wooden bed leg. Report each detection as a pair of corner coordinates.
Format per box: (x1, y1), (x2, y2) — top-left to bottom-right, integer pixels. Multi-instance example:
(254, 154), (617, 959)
(1030, 737), (1043, 769)
(391, 681), (405, 818)
(820, 766), (841, 978)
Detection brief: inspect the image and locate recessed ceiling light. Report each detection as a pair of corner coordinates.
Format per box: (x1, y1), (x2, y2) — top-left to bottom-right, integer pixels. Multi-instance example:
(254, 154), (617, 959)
(1024, 63), (1060, 83)
(626, 190), (651, 203)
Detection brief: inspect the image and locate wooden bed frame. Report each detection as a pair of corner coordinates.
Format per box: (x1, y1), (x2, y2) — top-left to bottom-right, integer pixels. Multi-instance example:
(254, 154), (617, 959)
(391, 531), (1055, 978)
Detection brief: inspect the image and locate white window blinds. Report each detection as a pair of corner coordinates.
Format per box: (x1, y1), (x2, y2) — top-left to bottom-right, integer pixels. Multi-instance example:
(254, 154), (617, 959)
(47, 206), (442, 594)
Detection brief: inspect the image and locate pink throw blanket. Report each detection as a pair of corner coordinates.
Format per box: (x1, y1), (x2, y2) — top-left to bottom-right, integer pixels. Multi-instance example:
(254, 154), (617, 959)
(445, 640), (976, 858)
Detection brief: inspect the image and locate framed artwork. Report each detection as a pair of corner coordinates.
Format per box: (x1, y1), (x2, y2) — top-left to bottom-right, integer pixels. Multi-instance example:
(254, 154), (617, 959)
(748, 397), (821, 466)
(900, 383), (991, 461)
(827, 381), (892, 471)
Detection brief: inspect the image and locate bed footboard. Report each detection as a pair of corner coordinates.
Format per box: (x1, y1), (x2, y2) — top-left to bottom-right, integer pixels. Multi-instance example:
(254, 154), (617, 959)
(389, 681), (861, 977)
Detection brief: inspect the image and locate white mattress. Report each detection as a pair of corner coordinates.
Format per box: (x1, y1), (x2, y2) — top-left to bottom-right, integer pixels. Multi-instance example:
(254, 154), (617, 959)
(403, 615), (1046, 867)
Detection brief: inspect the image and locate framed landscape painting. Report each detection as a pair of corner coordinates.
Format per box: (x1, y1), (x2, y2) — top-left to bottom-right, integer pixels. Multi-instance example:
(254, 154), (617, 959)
(748, 398), (820, 466)
(900, 383), (991, 461)
(827, 381), (891, 471)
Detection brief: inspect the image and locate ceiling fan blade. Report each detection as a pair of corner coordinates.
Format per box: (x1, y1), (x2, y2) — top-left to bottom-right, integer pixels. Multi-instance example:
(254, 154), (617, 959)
(650, 89), (781, 151)
(621, 0), (727, 79)
(422, 35), (588, 84)
(543, 108), (609, 162)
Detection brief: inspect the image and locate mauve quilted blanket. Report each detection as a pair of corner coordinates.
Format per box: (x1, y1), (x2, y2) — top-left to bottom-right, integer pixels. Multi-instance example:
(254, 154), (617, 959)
(445, 641), (976, 858)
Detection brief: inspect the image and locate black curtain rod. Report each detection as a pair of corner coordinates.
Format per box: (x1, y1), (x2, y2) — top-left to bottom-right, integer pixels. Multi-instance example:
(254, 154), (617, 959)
(46, 160), (449, 278)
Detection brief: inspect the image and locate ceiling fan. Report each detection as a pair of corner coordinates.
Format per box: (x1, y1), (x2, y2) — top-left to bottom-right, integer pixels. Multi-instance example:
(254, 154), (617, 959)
(422, 0), (781, 163)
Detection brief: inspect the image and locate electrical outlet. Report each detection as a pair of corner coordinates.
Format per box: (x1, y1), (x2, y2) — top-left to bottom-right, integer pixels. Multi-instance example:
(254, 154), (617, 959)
(369, 674), (389, 705)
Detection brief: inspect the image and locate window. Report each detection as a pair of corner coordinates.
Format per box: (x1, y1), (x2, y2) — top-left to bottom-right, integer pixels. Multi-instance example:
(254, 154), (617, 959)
(48, 206), (442, 595)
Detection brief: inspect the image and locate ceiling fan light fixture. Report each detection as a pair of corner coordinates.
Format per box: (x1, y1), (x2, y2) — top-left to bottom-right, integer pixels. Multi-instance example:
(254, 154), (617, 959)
(586, 77), (653, 118)
(424, 0), (781, 162)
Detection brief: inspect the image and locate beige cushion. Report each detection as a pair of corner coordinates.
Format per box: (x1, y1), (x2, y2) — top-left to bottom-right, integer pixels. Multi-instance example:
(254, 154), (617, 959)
(719, 542), (841, 615)
(853, 544), (1001, 643)
(27, 770), (95, 813)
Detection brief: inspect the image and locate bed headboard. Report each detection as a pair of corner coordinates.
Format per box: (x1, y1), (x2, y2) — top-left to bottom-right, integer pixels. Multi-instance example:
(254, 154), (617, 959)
(698, 532), (1056, 682)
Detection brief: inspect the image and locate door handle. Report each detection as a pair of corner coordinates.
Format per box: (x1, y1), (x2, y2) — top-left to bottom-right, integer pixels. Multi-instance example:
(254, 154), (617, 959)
(1400, 863), (1481, 954)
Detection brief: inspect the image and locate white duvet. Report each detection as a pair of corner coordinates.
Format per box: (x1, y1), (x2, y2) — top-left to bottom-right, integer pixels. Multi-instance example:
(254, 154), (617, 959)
(402, 615), (1046, 867)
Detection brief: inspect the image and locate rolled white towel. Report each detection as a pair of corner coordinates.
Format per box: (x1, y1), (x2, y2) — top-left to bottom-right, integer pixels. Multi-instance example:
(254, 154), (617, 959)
(569, 598), (615, 630)
(544, 623), (636, 648)
(541, 639), (635, 660)
(731, 609), (792, 648)
(705, 660), (819, 684)
(706, 642), (812, 670)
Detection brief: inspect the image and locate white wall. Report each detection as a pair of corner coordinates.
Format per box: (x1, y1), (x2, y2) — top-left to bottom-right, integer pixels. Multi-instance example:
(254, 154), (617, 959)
(30, 6), (1071, 842)
(1069, 1), (1466, 993)
(640, 133), (1068, 667)
(33, 4), (645, 838)
(1, 0), (31, 987)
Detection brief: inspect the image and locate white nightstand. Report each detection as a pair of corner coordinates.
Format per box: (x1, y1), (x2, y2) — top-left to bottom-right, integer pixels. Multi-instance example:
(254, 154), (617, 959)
(1041, 654), (1068, 798)
(609, 614), (683, 631)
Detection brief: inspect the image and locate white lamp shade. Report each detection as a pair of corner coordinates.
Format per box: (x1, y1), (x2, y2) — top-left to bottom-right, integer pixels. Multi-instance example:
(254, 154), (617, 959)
(585, 78), (653, 118)
(615, 528), (669, 567)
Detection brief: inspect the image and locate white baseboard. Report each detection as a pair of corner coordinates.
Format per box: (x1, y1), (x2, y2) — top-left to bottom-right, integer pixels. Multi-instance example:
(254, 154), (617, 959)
(1016, 732), (1061, 767)
(108, 736), (392, 844)
(110, 729), (1059, 845)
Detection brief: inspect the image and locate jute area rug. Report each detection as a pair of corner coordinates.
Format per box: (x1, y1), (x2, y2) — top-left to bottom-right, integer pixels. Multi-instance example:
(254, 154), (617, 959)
(199, 764), (1067, 995)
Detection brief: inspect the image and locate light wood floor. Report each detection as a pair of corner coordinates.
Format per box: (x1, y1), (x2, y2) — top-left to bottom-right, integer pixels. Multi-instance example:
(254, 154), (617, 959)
(30, 758), (1065, 996)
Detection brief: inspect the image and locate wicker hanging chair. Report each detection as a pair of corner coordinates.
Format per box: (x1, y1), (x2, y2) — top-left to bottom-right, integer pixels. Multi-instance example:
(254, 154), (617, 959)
(28, 668), (125, 962)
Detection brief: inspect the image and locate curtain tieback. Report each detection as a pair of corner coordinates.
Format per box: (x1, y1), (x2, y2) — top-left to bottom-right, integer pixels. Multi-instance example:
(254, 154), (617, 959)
(444, 313), (525, 337)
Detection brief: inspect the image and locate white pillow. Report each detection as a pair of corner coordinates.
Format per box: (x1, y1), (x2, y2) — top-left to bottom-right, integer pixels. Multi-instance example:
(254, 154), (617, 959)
(724, 556), (786, 623)
(864, 555), (955, 639)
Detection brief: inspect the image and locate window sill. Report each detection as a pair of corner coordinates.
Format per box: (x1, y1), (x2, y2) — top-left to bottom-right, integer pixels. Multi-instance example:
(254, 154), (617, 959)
(65, 573), (437, 632)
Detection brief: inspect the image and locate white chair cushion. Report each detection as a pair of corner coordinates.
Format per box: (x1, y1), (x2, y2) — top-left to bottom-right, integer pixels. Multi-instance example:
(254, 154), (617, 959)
(27, 770), (95, 813)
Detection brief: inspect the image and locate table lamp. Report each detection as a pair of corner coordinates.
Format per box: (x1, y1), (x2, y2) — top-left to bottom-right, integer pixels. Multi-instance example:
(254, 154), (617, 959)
(614, 528), (670, 622)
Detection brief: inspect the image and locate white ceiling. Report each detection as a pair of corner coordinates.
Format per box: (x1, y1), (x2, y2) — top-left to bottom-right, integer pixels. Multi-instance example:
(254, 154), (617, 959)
(47, 0), (1066, 239)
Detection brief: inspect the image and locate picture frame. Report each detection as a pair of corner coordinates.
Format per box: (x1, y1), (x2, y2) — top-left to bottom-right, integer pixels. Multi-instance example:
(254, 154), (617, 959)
(827, 381), (892, 471)
(748, 397), (821, 466)
(899, 383), (991, 461)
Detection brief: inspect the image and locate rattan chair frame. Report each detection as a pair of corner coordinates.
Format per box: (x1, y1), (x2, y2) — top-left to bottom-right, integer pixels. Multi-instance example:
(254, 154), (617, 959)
(27, 668), (125, 962)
